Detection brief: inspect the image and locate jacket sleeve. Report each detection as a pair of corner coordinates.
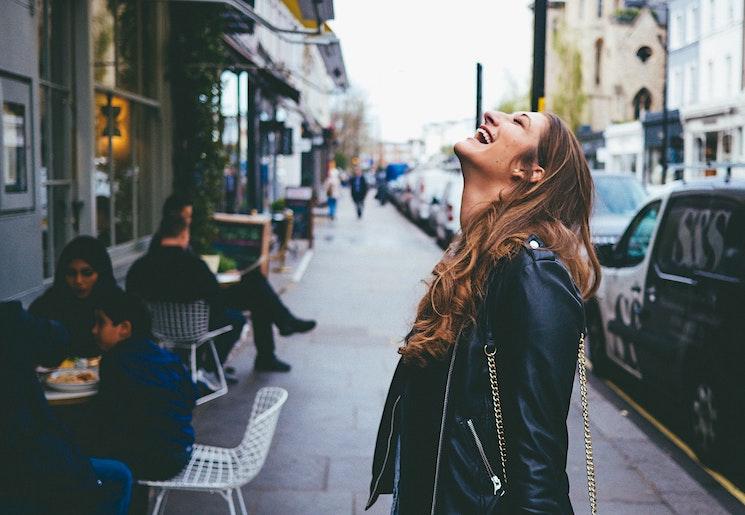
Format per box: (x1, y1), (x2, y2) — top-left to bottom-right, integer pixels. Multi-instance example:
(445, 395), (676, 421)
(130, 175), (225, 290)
(495, 257), (584, 513)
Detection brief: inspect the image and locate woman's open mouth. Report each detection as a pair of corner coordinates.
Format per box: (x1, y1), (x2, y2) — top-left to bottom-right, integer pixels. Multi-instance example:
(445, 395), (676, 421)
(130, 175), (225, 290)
(474, 126), (494, 144)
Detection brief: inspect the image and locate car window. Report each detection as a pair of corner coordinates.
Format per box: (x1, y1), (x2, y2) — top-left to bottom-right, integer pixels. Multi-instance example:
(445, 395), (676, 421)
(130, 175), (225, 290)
(593, 175), (647, 216)
(655, 195), (744, 279)
(619, 200), (661, 266)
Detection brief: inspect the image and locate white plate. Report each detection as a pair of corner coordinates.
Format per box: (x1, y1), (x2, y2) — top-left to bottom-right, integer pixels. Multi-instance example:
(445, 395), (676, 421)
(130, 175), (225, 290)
(46, 368), (99, 392)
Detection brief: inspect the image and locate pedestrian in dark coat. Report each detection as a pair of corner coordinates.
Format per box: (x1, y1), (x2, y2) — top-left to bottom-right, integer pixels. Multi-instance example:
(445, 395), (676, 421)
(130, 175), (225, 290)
(0, 301), (132, 515)
(29, 235), (122, 357)
(368, 111), (601, 514)
(350, 168), (369, 218)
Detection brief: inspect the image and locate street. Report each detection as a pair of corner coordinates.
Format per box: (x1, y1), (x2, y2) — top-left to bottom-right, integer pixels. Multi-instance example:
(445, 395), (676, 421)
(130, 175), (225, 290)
(164, 193), (742, 515)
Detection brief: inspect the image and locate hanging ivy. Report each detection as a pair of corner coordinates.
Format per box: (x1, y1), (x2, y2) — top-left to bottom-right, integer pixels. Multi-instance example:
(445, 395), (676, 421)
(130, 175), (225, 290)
(168, 3), (227, 254)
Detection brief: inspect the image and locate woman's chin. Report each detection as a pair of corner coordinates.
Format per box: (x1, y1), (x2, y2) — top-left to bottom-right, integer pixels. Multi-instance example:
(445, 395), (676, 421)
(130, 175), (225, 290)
(454, 138), (481, 165)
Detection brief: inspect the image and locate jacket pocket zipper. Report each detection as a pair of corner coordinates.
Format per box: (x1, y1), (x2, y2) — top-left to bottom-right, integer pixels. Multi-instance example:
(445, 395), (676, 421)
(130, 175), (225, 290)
(466, 419), (503, 495)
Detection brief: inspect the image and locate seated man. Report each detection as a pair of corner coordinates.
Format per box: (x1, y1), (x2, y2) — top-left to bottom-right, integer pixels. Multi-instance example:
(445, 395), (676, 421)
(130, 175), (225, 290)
(128, 211), (313, 372)
(0, 301), (132, 515)
(90, 290), (197, 480)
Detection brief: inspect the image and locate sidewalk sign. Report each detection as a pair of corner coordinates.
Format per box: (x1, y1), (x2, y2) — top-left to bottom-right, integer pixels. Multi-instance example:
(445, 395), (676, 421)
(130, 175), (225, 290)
(285, 186), (314, 248)
(212, 213), (271, 276)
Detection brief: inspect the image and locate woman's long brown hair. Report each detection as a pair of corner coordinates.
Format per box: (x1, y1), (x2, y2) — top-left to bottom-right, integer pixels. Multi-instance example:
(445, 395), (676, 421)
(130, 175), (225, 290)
(400, 112), (601, 366)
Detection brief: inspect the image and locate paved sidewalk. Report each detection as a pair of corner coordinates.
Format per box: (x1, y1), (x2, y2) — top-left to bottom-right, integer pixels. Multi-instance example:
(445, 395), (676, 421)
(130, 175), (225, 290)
(162, 193), (738, 514)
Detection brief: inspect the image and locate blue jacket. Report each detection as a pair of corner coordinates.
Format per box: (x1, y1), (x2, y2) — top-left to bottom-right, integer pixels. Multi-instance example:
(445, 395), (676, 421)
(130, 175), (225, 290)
(94, 337), (198, 479)
(0, 301), (102, 513)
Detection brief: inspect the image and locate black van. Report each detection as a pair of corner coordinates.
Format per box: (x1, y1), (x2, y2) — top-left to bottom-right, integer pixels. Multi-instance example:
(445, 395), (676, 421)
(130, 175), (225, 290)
(589, 178), (745, 468)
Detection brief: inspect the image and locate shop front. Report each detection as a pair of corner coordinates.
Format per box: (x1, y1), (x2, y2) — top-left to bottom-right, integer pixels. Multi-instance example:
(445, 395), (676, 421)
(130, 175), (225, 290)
(0, 0), (172, 303)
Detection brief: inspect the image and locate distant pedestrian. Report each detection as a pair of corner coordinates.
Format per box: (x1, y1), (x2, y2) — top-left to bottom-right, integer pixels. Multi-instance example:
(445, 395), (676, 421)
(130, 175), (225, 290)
(368, 111), (601, 514)
(323, 168), (341, 220)
(350, 167), (368, 219)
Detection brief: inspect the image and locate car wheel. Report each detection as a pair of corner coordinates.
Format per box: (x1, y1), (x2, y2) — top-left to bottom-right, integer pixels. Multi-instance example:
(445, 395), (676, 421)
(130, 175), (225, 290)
(686, 371), (728, 467)
(586, 303), (610, 378)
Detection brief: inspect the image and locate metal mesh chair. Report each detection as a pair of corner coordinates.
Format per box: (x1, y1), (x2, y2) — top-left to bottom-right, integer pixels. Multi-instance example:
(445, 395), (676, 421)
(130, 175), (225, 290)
(140, 386), (289, 515)
(148, 300), (233, 405)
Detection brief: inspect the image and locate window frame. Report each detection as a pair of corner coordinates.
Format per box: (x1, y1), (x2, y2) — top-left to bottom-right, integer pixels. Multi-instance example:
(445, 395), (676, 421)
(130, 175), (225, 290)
(613, 199), (662, 268)
(0, 75), (35, 212)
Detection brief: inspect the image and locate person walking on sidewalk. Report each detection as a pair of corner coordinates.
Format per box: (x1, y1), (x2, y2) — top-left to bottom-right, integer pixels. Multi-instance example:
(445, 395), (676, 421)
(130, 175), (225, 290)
(324, 168), (341, 220)
(350, 167), (369, 219)
(368, 111), (601, 514)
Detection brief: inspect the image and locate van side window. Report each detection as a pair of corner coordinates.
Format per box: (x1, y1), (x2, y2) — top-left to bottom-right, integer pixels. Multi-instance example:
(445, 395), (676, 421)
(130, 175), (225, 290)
(655, 195), (743, 279)
(619, 200), (661, 266)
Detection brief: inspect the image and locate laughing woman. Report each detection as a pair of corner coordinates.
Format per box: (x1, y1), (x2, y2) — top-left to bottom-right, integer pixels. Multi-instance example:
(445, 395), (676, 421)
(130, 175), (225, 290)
(30, 236), (122, 358)
(367, 111), (600, 514)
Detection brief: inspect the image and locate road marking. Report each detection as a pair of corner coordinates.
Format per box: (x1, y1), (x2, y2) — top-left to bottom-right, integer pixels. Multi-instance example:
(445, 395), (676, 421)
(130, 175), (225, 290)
(292, 249), (314, 283)
(603, 378), (745, 506)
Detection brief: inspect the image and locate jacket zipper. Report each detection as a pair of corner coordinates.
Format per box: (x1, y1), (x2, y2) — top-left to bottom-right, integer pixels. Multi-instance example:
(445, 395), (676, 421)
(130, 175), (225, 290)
(366, 395), (401, 508)
(430, 336), (461, 515)
(466, 419), (503, 495)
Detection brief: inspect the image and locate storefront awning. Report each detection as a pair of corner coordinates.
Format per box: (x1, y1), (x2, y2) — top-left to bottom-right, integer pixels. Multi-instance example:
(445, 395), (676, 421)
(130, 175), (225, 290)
(318, 37), (348, 89)
(223, 35), (301, 103)
(281, 0), (335, 29)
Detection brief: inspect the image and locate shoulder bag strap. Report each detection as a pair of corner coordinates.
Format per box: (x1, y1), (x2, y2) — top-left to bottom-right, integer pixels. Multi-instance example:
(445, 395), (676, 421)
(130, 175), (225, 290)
(484, 332), (598, 514)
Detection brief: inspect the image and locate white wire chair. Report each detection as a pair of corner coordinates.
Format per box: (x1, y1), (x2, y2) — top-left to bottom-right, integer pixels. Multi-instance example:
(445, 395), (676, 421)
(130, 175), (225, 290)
(148, 300), (233, 405)
(140, 386), (289, 515)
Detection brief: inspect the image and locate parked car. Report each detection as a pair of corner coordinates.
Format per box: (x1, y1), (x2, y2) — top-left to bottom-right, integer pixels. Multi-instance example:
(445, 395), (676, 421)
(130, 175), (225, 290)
(587, 178), (745, 468)
(429, 173), (464, 247)
(406, 169), (452, 225)
(591, 172), (648, 246)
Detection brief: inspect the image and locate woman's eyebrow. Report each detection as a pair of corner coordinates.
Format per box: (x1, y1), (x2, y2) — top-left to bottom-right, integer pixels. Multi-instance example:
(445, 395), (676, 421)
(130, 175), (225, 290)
(519, 113), (531, 128)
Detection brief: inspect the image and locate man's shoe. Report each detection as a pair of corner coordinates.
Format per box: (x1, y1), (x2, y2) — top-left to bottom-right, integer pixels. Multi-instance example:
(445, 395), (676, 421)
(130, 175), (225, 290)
(225, 371), (239, 385)
(278, 318), (317, 336)
(255, 356), (292, 373)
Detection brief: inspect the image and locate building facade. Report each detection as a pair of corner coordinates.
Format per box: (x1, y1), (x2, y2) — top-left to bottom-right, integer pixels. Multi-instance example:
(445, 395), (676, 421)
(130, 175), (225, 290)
(1, 0), (173, 302)
(669, 0), (745, 179)
(1, 0), (345, 303)
(546, 0), (667, 131)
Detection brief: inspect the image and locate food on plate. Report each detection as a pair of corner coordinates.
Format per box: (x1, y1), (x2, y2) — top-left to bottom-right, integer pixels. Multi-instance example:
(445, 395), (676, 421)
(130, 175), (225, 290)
(47, 370), (99, 385)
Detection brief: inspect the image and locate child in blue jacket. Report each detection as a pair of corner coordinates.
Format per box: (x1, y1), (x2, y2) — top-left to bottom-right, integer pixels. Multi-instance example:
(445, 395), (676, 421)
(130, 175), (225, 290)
(91, 290), (198, 481)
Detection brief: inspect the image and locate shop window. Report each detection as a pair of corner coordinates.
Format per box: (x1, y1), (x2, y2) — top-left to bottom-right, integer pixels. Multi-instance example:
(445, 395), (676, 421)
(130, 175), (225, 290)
(91, 0), (154, 96)
(39, 0), (75, 277)
(93, 0), (158, 247)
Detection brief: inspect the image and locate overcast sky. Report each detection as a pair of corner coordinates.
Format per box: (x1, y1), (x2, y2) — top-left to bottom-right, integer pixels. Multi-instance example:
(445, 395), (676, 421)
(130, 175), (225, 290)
(329, 1), (535, 143)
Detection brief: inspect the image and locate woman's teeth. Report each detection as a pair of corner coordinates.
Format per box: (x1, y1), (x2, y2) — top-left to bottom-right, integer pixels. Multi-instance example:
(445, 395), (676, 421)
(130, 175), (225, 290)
(477, 127), (493, 144)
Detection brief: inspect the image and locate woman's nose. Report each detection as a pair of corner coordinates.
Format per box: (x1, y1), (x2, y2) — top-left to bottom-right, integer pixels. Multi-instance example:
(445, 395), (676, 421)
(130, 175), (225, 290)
(483, 111), (506, 126)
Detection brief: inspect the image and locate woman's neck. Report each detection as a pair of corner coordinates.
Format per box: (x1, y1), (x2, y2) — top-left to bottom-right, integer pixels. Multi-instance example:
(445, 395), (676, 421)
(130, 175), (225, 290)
(459, 171), (507, 227)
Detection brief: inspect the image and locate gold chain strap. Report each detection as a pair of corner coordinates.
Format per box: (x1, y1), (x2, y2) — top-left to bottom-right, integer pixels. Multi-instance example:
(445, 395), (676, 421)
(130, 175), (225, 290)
(484, 333), (598, 514)
(577, 333), (598, 514)
(485, 345), (509, 487)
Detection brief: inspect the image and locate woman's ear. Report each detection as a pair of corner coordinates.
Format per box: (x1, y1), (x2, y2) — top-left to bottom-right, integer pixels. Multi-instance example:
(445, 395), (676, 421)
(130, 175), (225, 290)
(528, 165), (545, 183)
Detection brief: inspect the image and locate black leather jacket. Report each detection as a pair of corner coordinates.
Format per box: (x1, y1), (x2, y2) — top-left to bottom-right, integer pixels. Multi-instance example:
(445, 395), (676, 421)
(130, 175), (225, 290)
(367, 236), (585, 514)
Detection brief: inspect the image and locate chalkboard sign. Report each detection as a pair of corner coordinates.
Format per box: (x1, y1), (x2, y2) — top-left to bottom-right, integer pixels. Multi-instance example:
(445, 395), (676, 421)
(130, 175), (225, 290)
(285, 187), (314, 247)
(212, 213), (271, 275)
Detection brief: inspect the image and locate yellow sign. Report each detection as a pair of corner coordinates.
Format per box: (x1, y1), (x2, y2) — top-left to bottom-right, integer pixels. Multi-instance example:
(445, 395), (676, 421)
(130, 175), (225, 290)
(538, 96), (546, 113)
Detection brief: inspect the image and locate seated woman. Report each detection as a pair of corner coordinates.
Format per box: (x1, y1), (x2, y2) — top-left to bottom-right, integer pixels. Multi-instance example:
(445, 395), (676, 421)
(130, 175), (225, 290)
(30, 236), (122, 358)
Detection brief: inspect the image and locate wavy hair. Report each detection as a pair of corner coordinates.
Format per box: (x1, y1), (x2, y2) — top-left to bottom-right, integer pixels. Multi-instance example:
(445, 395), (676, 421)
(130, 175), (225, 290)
(400, 112), (601, 366)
